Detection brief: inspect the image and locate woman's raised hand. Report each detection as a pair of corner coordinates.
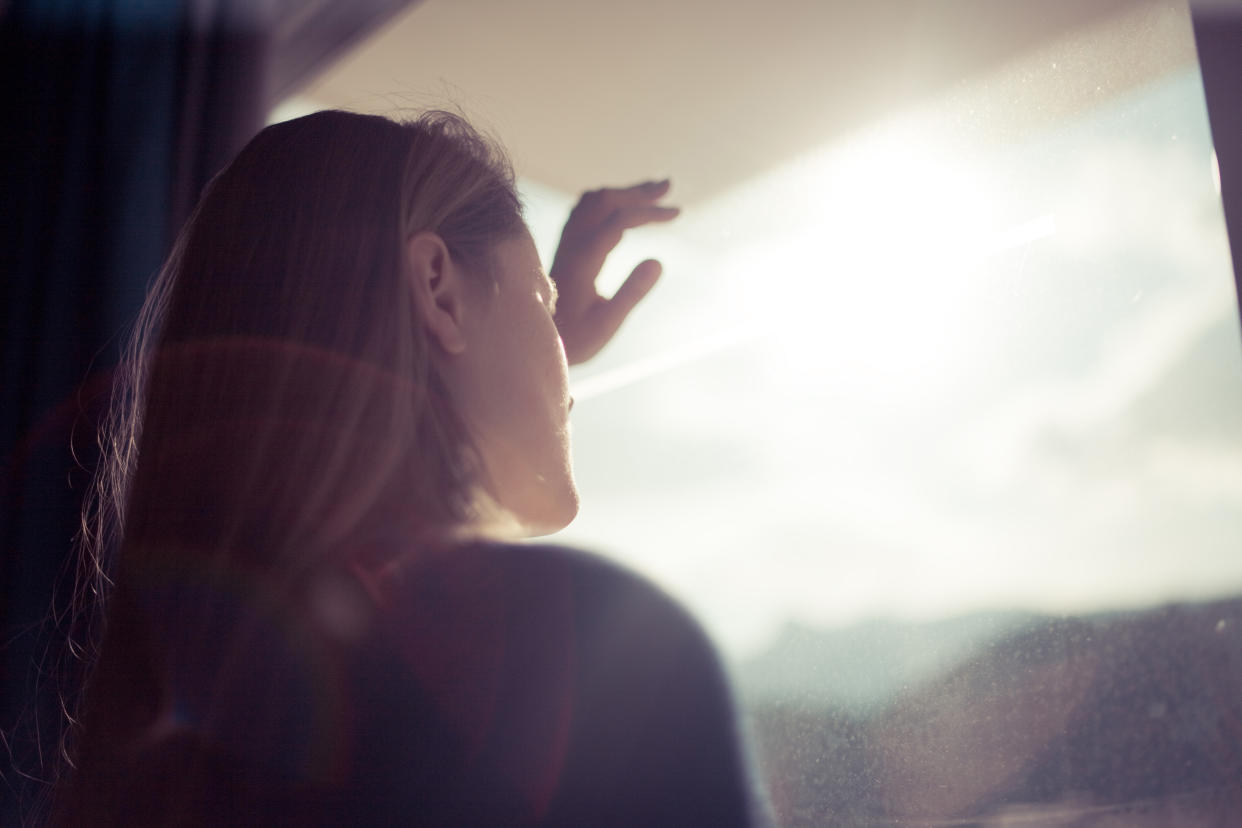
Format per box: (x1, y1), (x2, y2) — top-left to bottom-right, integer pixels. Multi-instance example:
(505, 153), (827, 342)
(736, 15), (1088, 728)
(550, 180), (680, 365)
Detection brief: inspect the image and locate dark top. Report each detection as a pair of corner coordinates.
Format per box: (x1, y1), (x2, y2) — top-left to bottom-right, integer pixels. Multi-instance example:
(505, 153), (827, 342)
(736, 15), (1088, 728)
(68, 541), (762, 826)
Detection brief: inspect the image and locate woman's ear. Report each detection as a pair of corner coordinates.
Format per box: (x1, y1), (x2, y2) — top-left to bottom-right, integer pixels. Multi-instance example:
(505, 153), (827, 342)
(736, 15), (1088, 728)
(407, 231), (468, 355)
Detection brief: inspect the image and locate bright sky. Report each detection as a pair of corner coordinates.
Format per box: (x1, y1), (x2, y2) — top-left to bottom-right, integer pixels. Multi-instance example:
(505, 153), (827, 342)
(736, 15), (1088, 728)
(533, 68), (1242, 662)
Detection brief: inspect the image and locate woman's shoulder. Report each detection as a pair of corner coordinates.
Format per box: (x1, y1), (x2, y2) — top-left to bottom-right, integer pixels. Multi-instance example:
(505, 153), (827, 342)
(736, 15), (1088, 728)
(358, 538), (759, 826)
(375, 537), (696, 621)
(378, 536), (669, 589)
(360, 538), (715, 688)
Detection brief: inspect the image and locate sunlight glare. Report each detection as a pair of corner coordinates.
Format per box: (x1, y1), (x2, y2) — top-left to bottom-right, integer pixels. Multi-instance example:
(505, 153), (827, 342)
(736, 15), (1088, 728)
(744, 122), (1012, 404)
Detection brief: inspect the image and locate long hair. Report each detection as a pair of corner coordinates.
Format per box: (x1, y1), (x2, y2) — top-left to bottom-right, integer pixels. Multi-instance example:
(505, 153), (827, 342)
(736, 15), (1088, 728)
(54, 110), (525, 819)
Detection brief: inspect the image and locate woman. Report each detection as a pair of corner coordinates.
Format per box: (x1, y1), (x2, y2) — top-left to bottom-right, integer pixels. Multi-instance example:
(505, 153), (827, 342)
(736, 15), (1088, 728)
(53, 110), (761, 825)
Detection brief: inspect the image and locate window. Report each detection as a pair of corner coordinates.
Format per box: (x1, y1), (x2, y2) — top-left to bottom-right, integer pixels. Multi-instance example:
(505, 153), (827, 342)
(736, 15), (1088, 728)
(526, 13), (1242, 826)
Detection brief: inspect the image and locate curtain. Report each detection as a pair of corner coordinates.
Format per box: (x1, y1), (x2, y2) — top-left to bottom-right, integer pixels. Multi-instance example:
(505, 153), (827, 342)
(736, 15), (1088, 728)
(0, 1), (413, 819)
(0, 3), (265, 818)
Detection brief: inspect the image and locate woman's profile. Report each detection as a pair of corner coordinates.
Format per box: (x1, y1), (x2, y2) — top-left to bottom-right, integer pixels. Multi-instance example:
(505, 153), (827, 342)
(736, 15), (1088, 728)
(51, 110), (761, 825)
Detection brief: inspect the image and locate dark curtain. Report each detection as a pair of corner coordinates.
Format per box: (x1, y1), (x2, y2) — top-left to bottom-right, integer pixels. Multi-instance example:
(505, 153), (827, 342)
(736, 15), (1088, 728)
(0, 3), (267, 819)
(0, 0), (414, 820)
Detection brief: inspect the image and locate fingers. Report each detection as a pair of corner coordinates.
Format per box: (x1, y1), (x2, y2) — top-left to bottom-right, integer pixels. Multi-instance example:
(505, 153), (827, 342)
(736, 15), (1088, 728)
(558, 258), (663, 364)
(604, 178), (672, 205)
(632, 178), (672, 199)
(569, 180), (678, 226)
(550, 179), (678, 338)
(579, 178), (672, 210)
(605, 204), (681, 233)
(556, 199), (679, 279)
(599, 259), (663, 333)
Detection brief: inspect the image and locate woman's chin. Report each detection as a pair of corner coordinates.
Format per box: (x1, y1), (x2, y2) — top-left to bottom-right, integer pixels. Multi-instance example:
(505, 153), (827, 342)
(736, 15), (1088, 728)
(517, 486), (580, 538)
(475, 475), (579, 539)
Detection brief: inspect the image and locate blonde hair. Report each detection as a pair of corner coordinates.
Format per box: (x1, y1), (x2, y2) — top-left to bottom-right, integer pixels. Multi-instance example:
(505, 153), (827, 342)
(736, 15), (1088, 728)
(95, 110), (522, 563)
(56, 110), (526, 814)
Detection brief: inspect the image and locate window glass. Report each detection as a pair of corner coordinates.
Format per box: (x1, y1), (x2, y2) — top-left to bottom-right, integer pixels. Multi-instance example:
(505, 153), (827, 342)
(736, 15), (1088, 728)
(527, 44), (1242, 826)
